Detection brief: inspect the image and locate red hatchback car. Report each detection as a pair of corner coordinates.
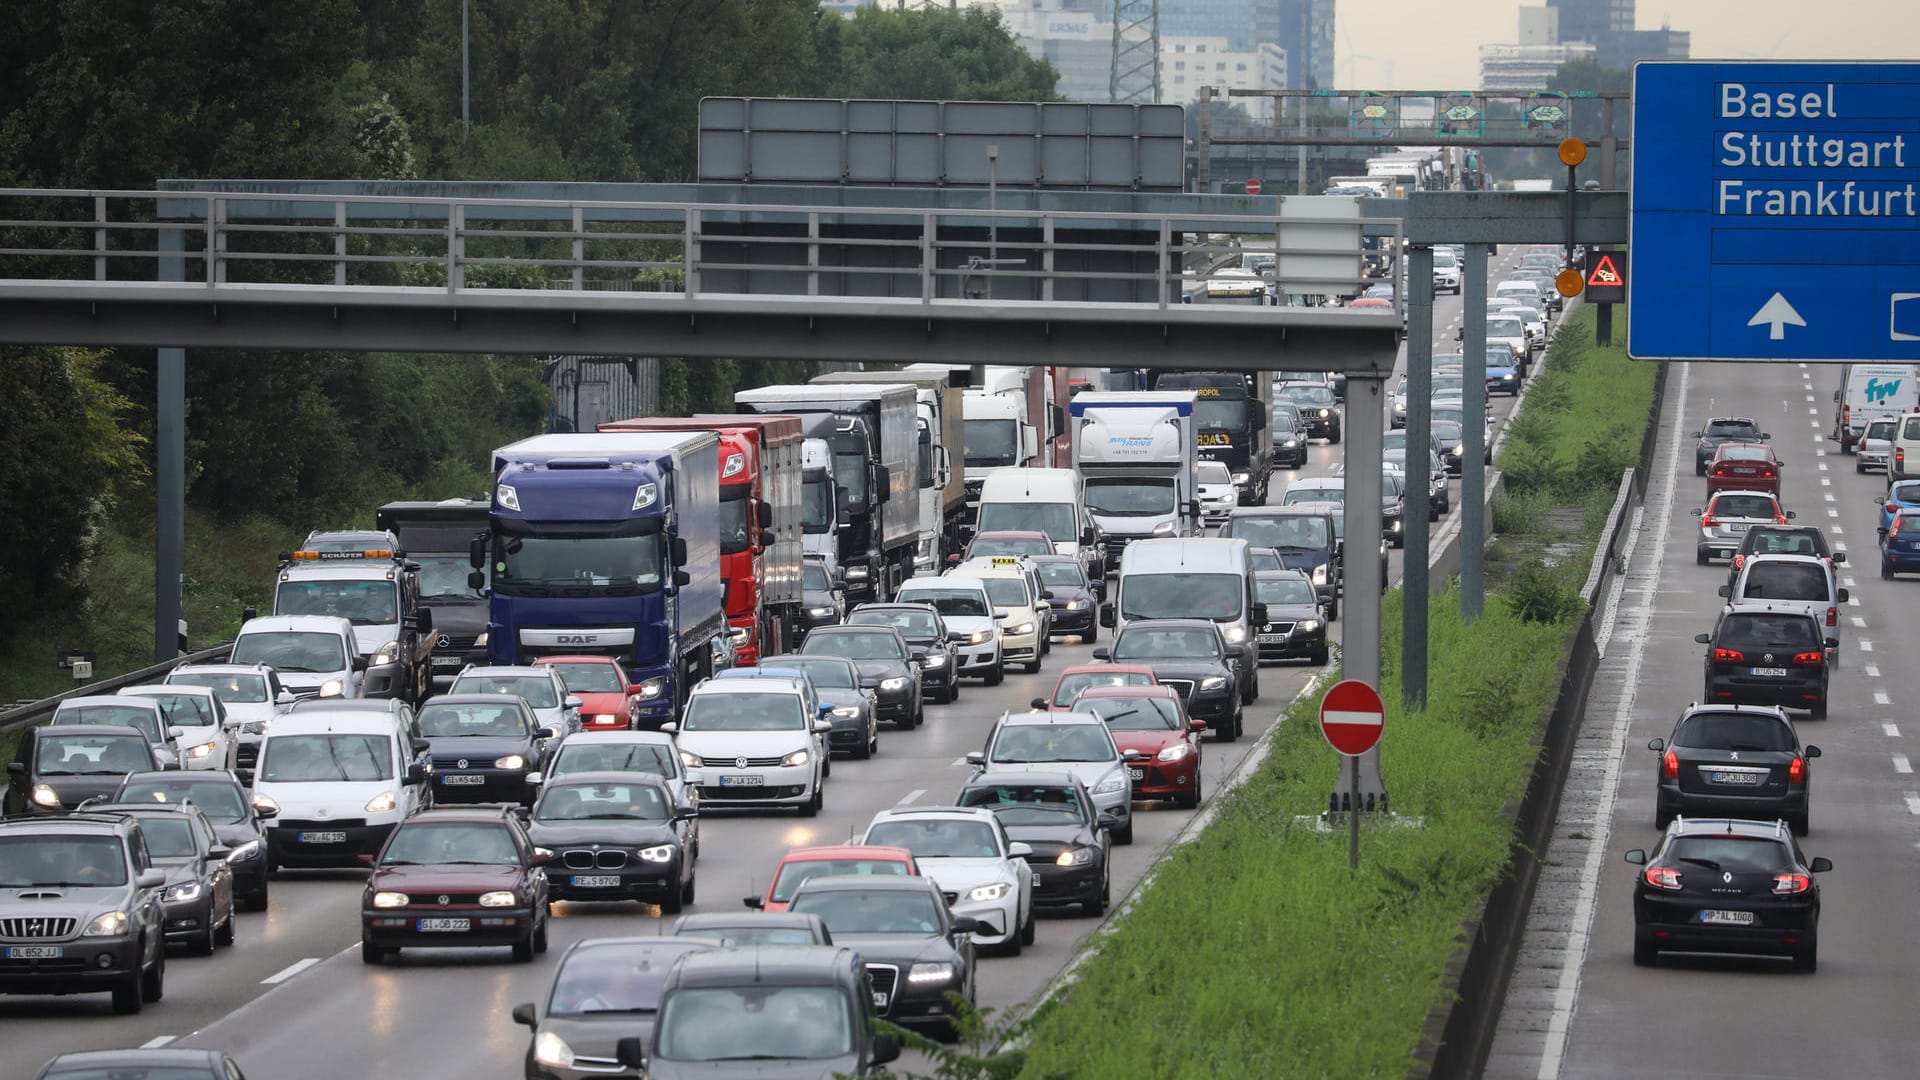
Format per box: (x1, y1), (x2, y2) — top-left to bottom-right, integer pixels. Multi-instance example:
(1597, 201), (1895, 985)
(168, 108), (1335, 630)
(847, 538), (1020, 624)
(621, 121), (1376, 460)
(1706, 443), (1783, 496)
(744, 844), (919, 913)
(1070, 685), (1208, 808)
(533, 655), (638, 731)
(1032, 662), (1159, 712)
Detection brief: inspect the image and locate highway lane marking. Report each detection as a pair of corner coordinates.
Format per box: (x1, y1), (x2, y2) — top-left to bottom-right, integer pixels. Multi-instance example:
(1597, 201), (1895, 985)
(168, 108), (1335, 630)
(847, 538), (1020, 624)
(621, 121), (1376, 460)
(1849, 592), (1861, 605)
(1865, 663), (1881, 678)
(1853, 617), (1868, 629)
(140, 1037), (174, 1049)
(1818, 462), (1828, 471)
(1810, 418), (1821, 428)
(950, 757), (973, 768)
(261, 958), (321, 985)
(1876, 690), (1893, 707)
(1886, 722), (1902, 738)
(1825, 492), (1836, 502)
(1896, 755), (1912, 774)
(897, 788), (926, 806)
(1906, 793), (1920, 816)
(1827, 508), (1840, 518)
(1821, 476), (1831, 486)
(1843, 575), (1857, 587)
(1805, 393), (1815, 402)
(1816, 447), (1826, 456)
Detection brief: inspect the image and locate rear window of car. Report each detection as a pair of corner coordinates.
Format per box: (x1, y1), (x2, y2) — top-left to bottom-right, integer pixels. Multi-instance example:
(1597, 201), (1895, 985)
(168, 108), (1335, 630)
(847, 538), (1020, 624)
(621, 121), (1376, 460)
(1738, 563), (1828, 601)
(1665, 835), (1792, 872)
(1705, 420), (1758, 438)
(1717, 446), (1770, 462)
(1744, 530), (1821, 557)
(1891, 482), (1920, 504)
(1675, 713), (1795, 752)
(1719, 614), (1819, 651)
(1899, 515), (1920, 536)
(1711, 494), (1777, 519)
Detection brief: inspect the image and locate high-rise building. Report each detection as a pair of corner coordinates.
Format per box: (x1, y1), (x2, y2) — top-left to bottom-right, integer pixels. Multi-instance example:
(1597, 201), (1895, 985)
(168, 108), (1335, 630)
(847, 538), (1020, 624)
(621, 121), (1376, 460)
(1478, 41), (1596, 92)
(1546, 0), (1632, 47)
(1160, 35), (1286, 118)
(1251, 0), (1334, 90)
(1517, 6), (1557, 47)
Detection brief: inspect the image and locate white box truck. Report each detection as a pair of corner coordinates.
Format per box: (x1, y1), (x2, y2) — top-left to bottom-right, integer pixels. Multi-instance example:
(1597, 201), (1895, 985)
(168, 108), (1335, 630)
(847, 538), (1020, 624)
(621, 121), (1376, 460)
(1070, 391), (1201, 566)
(1832, 364), (1919, 454)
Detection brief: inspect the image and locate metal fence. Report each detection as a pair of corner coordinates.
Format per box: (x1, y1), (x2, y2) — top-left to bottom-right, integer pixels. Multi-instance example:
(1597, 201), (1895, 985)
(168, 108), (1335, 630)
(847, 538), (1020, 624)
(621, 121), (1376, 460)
(0, 643), (234, 740)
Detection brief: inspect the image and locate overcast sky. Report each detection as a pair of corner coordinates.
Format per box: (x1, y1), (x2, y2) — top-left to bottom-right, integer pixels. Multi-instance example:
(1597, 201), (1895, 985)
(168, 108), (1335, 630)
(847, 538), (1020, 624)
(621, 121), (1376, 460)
(1335, 1), (1920, 88)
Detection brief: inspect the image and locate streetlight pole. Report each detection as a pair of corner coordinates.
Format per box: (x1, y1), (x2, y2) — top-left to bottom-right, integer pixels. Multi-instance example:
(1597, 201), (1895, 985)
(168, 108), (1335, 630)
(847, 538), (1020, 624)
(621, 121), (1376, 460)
(462, 0), (471, 144)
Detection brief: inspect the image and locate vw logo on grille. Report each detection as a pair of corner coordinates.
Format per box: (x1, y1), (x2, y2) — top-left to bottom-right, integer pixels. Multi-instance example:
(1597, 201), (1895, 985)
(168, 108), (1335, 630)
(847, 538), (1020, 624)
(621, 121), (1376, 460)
(457, 759), (469, 770)
(439, 894), (451, 906)
(1762, 653), (1775, 663)
(437, 634), (451, 649)
(735, 756), (749, 770)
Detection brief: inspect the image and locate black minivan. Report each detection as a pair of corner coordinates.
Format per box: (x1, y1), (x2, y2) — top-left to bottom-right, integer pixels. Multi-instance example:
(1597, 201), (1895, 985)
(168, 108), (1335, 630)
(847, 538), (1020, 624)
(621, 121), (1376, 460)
(1696, 606), (1833, 718)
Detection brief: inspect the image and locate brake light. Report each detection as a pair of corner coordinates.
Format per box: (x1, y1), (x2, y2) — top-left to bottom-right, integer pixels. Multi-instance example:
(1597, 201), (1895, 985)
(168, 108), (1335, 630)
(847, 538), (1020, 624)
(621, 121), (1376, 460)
(1826, 606), (1837, 627)
(1732, 554), (1746, 572)
(1900, 447), (1907, 466)
(1713, 647), (1745, 663)
(1644, 866), (1683, 891)
(1788, 755), (1807, 784)
(1662, 749), (1679, 780)
(1701, 513), (1717, 528)
(1792, 651), (1825, 667)
(1773, 873), (1812, 894)
(1775, 512), (1789, 525)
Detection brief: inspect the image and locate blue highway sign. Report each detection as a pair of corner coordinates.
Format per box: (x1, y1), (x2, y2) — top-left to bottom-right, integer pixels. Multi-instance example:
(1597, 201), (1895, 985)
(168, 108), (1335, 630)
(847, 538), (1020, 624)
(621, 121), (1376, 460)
(1630, 61), (1920, 362)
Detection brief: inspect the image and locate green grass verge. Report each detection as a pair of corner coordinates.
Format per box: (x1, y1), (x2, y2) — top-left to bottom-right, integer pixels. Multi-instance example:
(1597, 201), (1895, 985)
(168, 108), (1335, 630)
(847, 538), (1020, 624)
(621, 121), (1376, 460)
(1012, 304), (1654, 1080)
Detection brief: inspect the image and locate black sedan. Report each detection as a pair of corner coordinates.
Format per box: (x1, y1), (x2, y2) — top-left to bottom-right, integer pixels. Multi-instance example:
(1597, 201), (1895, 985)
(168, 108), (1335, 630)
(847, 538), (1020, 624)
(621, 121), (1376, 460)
(34, 1050), (252, 1080)
(1649, 705), (1819, 834)
(797, 556), (845, 640)
(113, 770), (276, 910)
(957, 771), (1110, 916)
(1696, 607), (1832, 718)
(418, 694), (556, 806)
(94, 803), (236, 956)
(1030, 554), (1101, 643)
(786, 876), (980, 1041)
(764, 654), (878, 759)
(512, 936), (718, 1080)
(1626, 817), (1828, 971)
(799, 625), (925, 729)
(1271, 407), (1310, 469)
(522, 772), (698, 913)
(1095, 619), (1243, 741)
(846, 603), (959, 704)
(1252, 570), (1328, 665)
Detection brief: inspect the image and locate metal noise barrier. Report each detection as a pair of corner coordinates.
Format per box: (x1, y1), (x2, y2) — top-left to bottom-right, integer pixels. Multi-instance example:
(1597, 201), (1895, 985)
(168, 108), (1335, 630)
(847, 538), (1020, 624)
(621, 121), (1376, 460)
(0, 642), (234, 738)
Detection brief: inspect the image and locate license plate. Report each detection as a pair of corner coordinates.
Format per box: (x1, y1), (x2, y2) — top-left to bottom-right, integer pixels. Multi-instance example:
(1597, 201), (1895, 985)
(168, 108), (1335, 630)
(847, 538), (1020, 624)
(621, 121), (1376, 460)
(1727, 523), (1750, 532)
(1127, 767), (1145, 781)
(718, 774), (763, 787)
(441, 774), (486, 785)
(1709, 771), (1764, 785)
(1750, 667), (1789, 677)
(417, 918), (471, 932)
(298, 831), (347, 844)
(1030, 871), (1041, 887)
(571, 875), (621, 888)
(432, 656), (462, 668)
(1258, 634), (1284, 644)
(1698, 909), (1755, 926)
(872, 991), (888, 1008)
(5, 946), (62, 959)
(1734, 467), (1756, 474)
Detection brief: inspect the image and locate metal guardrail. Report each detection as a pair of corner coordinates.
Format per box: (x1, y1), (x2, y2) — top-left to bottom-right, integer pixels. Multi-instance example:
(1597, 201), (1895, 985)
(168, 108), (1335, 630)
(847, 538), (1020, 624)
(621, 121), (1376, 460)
(0, 642), (234, 739)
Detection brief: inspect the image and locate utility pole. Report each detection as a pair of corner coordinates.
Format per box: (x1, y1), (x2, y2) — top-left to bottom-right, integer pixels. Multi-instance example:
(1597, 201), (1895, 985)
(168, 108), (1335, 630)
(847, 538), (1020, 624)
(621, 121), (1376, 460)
(462, 0), (471, 144)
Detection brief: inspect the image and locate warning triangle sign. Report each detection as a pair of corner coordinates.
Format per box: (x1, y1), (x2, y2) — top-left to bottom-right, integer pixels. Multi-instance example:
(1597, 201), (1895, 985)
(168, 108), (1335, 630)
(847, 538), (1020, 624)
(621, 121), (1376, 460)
(1587, 254), (1623, 287)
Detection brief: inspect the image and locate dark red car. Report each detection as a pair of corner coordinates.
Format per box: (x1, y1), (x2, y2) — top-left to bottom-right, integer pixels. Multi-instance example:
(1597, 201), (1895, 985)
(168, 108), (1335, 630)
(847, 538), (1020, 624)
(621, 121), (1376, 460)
(1706, 443), (1782, 496)
(359, 808), (551, 964)
(1031, 662), (1159, 712)
(1070, 685), (1208, 808)
(533, 655), (638, 731)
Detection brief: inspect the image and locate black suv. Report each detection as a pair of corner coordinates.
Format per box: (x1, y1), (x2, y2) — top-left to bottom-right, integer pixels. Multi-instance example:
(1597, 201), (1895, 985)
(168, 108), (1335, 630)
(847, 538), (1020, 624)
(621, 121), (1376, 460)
(0, 813), (168, 1013)
(1695, 607), (1833, 718)
(1625, 817), (1829, 971)
(113, 771), (275, 911)
(1693, 416), (1770, 475)
(1648, 705), (1819, 834)
(6, 724), (162, 816)
(1219, 509), (1339, 619)
(846, 603), (957, 703)
(786, 877), (981, 1041)
(1095, 619), (1243, 740)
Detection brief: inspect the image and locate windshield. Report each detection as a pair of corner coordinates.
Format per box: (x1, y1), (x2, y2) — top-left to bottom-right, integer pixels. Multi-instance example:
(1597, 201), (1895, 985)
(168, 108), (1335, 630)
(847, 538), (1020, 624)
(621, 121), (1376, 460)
(900, 588), (988, 618)
(771, 658), (856, 690)
(975, 502), (1075, 544)
(380, 822), (519, 865)
(551, 741), (676, 778)
(1257, 577), (1318, 606)
(1487, 318), (1524, 338)
(232, 631), (348, 674)
(1195, 397), (1249, 430)
(547, 943), (704, 1016)
(450, 675), (559, 710)
(1676, 714), (1795, 752)
(167, 672), (267, 704)
(542, 661), (623, 694)
(990, 723), (1115, 764)
(1078, 695), (1182, 731)
(982, 578), (1032, 608)
(493, 533), (663, 595)
(772, 858), (912, 902)
(1744, 531), (1821, 557)
(683, 691), (803, 732)
(1119, 573), (1242, 621)
(831, 449), (867, 509)
(718, 486), (753, 556)
(416, 555), (485, 601)
(54, 705), (162, 743)
(1112, 626), (1222, 660)
(657, 986), (853, 1062)
(35, 734), (150, 776)
(1719, 446), (1770, 463)
(1226, 514), (1330, 550)
(1052, 670), (1153, 707)
(123, 693), (213, 727)
(969, 536), (1052, 558)
(803, 630), (906, 661)
(1739, 563), (1828, 601)
(1085, 477), (1176, 517)
(535, 780), (672, 821)
(138, 817), (198, 859)
(1283, 486), (1344, 505)
(259, 734), (394, 782)
(964, 418), (1020, 468)
(118, 779), (247, 822)
(789, 889), (943, 935)
(802, 477), (833, 534)
(0, 835), (128, 887)
(1196, 462), (1233, 485)
(1037, 561), (1086, 588)
(849, 609), (939, 640)
(1285, 386), (1334, 407)
(275, 579), (398, 626)
(418, 702), (529, 738)
(802, 561), (832, 591)
(865, 818), (1000, 859)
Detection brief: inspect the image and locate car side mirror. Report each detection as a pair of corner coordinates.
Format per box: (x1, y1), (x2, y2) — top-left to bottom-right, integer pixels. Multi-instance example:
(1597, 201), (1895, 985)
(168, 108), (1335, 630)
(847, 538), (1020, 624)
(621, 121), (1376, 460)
(1030, 697), (1048, 710)
(658, 722), (678, 734)
(1647, 737), (1665, 752)
(910, 648), (928, 663)
(1875, 496), (1886, 505)
(5, 762), (22, 777)
(872, 1032), (902, 1066)
(1623, 849), (1647, 865)
(1786, 511), (1796, 520)
(1761, 433), (1772, 440)
(1694, 633), (1711, 644)
(1824, 636), (1839, 649)
(614, 1037), (647, 1070)
(511, 1002), (538, 1028)
(1121, 749), (1147, 762)
(1188, 719), (1208, 732)
(742, 894), (765, 910)
(1832, 551), (1847, 564)
(411, 738), (431, 755)
(1689, 508), (1702, 517)
(357, 853), (376, 868)
(1091, 647), (1111, 661)
(351, 654), (370, 672)
(1250, 602), (1268, 626)
(406, 763), (427, 785)
(948, 631), (970, 643)
(254, 803), (278, 820)
(673, 569), (692, 587)
(1041, 590), (1056, 601)
(964, 750), (986, 767)
(950, 915), (984, 934)
(168, 726), (186, 742)
(1805, 745), (1822, 758)
(1809, 856), (1833, 873)
(812, 720), (833, 734)
(564, 696), (583, 711)
(524, 771), (544, 787)
(1098, 603), (1115, 628)
(1689, 431), (1703, 439)
(1080, 527), (1096, 545)
(1716, 585), (1730, 598)
(536, 727), (557, 741)
(413, 608), (434, 635)
(1007, 841), (1033, 858)
(276, 690), (296, 706)
(1836, 588), (1849, 603)
(530, 850), (553, 867)
(993, 612), (1010, 621)
(136, 868), (166, 889)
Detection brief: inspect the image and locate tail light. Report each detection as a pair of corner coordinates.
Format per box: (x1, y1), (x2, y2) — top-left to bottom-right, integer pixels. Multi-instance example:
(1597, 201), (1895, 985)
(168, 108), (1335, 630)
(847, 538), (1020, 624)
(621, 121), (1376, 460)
(1732, 554), (1747, 572)
(1826, 606), (1838, 627)
(1793, 651), (1825, 667)
(1773, 872), (1812, 894)
(1701, 513), (1718, 528)
(1644, 866), (1683, 891)
(1713, 647), (1745, 663)
(1775, 512), (1789, 525)
(1788, 755), (1807, 784)
(1662, 749), (1679, 780)
(1900, 447), (1907, 467)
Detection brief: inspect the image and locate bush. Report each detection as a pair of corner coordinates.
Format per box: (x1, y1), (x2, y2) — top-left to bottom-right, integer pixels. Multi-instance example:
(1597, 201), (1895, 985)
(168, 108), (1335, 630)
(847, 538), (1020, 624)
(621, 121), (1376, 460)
(1502, 559), (1587, 625)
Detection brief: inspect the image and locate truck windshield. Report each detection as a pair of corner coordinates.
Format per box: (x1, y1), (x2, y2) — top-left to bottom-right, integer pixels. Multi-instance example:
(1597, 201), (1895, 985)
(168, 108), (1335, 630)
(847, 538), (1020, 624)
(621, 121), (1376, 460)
(719, 486), (752, 556)
(493, 533), (663, 595)
(275, 580), (398, 625)
(964, 419), (1020, 467)
(415, 555), (484, 601)
(1084, 477), (1176, 517)
(975, 502), (1075, 543)
(1195, 397), (1249, 430)
(1120, 573), (1244, 622)
(918, 423), (934, 487)
(802, 477), (833, 533)
(832, 451), (868, 507)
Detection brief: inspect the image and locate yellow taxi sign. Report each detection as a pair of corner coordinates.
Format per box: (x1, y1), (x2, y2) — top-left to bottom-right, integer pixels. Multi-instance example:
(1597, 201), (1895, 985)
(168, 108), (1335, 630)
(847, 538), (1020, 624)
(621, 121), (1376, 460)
(990, 557), (1022, 567)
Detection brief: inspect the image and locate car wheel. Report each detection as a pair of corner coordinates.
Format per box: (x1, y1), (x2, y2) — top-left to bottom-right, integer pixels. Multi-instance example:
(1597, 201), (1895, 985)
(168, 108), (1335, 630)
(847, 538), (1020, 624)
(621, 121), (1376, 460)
(798, 784), (822, 818)
(1175, 771), (1202, 810)
(1811, 695), (1827, 721)
(512, 935), (536, 963)
(1793, 937), (1818, 973)
(1041, 635), (1051, 656)
(1311, 644), (1330, 666)
(244, 880), (269, 912)
(113, 966), (144, 1014)
(986, 663), (1005, 687)
(822, 756), (831, 780)
(1020, 906), (1036, 946)
(190, 912), (217, 957)
(1025, 658), (1042, 675)
(1113, 816), (1134, 845)
(1654, 805), (1674, 830)
(1883, 559), (1896, 580)
(533, 912), (550, 954)
(1329, 427), (1342, 445)
(1695, 461), (1707, 476)
(948, 677), (962, 703)
(1392, 534), (1405, 549)
(1633, 936), (1658, 967)
(1789, 809), (1810, 836)
(215, 901), (236, 947)
(1081, 620), (1097, 644)
(683, 869), (697, 906)
(1088, 867), (1111, 915)
(855, 730), (874, 760)
(1696, 549), (1711, 566)
(361, 939), (389, 965)
(1002, 917), (1024, 957)
(1327, 596), (1339, 621)
(140, 947), (165, 1002)
(1857, 460), (1868, 474)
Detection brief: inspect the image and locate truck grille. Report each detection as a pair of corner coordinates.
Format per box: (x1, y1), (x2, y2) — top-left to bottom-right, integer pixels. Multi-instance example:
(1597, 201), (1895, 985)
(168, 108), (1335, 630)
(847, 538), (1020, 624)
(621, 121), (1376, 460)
(867, 963), (900, 1011)
(0, 917), (77, 939)
(562, 849), (627, 870)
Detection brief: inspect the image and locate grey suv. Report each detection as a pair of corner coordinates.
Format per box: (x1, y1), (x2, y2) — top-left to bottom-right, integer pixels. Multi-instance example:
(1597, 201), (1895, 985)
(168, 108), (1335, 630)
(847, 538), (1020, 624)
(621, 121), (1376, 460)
(0, 813), (168, 1013)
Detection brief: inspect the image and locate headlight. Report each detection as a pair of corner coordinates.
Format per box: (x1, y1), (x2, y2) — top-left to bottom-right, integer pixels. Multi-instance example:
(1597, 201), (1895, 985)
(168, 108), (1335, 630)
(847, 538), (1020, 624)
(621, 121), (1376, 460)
(371, 641), (399, 666)
(1222, 624), (1247, 644)
(1311, 565), (1329, 584)
(532, 1031), (576, 1069)
(1393, 401), (1407, 414)
(846, 565), (870, 580)
(908, 961), (957, 984)
(809, 606), (837, 617)
(923, 653), (947, 668)
(1297, 619), (1323, 633)
(185, 741), (216, 759)
(637, 844), (676, 863)
(680, 750), (705, 769)
(1232, 472), (1251, 485)
(372, 890), (411, 909)
(591, 713), (618, 725)
(1008, 622), (1035, 637)
(1449, 445), (1463, 456)
(253, 793), (280, 815)
(635, 676), (668, 700)
(879, 677), (909, 692)
(82, 911), (129, 936)
(493, 754), (527, 770)
(781, 748), (811, 767)
(1318, 408), (1331, 418)
(1283, 438), (1300, 447)
(968, 629), (993, 645)
(163, 881), (203, 903)
(30, 784), (61, 809)
(966, 882), (1012, 903)
(1056, 847), (1097, 866)
(1157, 743), (1193, 762)
(318, 678), (344, 698)
(1065, 598), (1087, 611)
(364, 791), (398, 814)
(832, 705), (861, 717)
(478, 891), (517, 908)
(226, 839), (263, 863)
(1092, 774), (1126, 795)
(495, 483), (521, 511)
(472, 630), (489, 648)
(1200, 675), (1229, 692)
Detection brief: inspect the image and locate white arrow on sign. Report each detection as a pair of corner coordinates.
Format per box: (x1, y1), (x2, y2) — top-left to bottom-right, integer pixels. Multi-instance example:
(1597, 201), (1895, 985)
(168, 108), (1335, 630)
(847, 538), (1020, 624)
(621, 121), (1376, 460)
(1748, 292), (1806, 340)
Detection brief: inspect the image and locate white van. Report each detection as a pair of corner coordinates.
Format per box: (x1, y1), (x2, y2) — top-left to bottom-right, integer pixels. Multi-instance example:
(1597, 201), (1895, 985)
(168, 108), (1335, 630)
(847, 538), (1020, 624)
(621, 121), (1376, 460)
(251, 699), (430, 869)
(1831, 364), (1919, 454)
(1099, 537), (1262, 705)
(975, 468), (1100, 579)
(230, 615), (364, 700)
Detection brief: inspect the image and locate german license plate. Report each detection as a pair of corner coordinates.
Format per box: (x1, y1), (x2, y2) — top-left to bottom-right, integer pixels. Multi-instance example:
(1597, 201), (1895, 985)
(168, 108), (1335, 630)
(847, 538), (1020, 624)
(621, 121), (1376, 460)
(417, 918), (471, 932)
(432, 656), (462, 668)
(571, 875), (621, 888)
(298, 831), (346, 844)
(1127, 768), (1145, 781)
(1698, 909), (1755, 926)
(1710, 771), (1764, 785)
(1750, 667), (1789, 677)
(1734, 467), (1756, 474)
(441, 774), (486, 785)
(5, 946), (62, 959)
(719, 775), (763, 787)
(1258, 634), (1284, 644)
(1728, 523), (1750, 532)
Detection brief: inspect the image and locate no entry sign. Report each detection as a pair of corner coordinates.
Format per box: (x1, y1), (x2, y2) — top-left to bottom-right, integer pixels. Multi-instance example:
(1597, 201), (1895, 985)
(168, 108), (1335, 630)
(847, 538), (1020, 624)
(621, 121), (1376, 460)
(1319, 679), (1385, 756)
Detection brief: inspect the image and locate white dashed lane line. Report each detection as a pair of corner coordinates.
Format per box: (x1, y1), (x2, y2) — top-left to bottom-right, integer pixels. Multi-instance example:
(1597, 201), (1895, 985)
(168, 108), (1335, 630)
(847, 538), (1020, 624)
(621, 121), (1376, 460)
(140, 1037), (174, 1049)
(1865, 663), (1881, 678)
(1859, 637), (1874, 648)
(1853, 617), (1869, 628)
(262, 958), (321, 985)
(1875, 689), (1893, 707)
(1895, 755), (1912, 775)
(897, 788), (926, 806)
(1904, 793), (1920, 816)
(1886, 722), (1902, 738)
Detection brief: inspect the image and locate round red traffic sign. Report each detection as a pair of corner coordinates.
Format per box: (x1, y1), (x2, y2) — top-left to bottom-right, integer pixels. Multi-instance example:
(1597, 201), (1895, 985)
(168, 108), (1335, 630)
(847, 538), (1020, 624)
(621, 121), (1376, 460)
(1319, 679), (1385, 756)
(1244, 178), (1263, 195)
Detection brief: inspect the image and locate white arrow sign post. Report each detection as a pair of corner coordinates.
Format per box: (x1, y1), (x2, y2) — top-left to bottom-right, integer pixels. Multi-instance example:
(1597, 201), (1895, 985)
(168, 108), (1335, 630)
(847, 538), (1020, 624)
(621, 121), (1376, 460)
(1747, 291), (1807, 341)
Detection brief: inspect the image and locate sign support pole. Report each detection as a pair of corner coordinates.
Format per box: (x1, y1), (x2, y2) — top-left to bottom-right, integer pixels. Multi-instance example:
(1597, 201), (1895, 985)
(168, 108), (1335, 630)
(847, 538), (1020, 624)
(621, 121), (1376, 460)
(1402, 247), (1434, 708)
(1348, 754), (1361, 870)
(1461, 242), (1488, 621)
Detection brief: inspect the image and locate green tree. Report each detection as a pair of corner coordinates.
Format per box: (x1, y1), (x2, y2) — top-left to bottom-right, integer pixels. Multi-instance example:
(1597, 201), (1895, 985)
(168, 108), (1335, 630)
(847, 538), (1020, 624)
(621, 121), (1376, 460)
(834, 6), (1061, 102)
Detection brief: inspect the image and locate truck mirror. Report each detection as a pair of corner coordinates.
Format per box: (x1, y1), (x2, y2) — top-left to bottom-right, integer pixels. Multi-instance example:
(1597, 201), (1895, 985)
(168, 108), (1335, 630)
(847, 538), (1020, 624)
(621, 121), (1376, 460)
(1080, 526), (1096, 545)
(412, 608), (434, 635)
(469, 536), (487, 568)
(674, 569), (692, 588)
(1251, 603), (1268, 625)
(467, 570), (486, 591)
(1049, 403), (1065, 439)
(1098, 603), (1115, 629)
(671, 537), (689, 567)
(759, 529), (775, 548)
(836, 508), (852, 528)
(1251, 409), (1266, 431)
(757, 500), (774, 528)
(874, 465), (891, 500)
